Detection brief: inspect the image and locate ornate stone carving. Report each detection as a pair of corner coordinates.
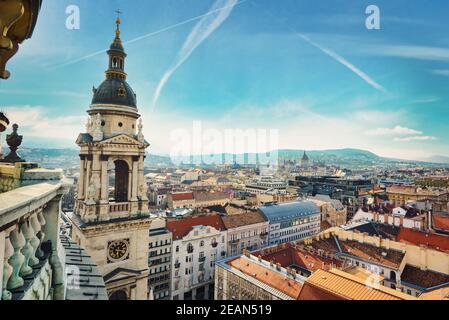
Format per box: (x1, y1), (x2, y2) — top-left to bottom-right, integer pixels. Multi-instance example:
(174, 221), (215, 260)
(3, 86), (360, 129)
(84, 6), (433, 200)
(0, 0), (43, 79)
(92, 113), (104, 142)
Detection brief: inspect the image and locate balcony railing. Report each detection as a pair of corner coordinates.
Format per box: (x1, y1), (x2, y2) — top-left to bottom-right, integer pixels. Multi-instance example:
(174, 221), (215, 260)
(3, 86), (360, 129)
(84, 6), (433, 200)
(0, 183), (107, 300)
(109, 202), (130, 213)
(198, 256), (206, 263)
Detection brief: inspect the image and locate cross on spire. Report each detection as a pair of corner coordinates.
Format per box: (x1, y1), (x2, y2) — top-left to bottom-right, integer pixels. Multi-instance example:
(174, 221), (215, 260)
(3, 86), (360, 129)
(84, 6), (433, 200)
(115, 9), (122, 37)
(115, 9), (122, 19)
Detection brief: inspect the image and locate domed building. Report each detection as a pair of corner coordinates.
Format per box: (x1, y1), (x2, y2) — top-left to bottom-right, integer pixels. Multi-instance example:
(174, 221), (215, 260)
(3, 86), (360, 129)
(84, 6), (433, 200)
(70, 16), (153, 300)
(301, 151), (310, 168)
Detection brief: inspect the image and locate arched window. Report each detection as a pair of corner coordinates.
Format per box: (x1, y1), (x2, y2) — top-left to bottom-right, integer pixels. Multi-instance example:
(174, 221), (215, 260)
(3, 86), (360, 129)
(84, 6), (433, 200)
(200, 241), (204, 247)
(109, 289), (128, 300)
(108, 160), (129, 203)
(187, 243), (194, 254)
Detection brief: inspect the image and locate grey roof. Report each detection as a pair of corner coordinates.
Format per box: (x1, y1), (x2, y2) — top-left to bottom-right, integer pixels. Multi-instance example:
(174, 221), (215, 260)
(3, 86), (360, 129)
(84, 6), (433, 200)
(259, 201), (320, 223)
(92, 77), (137, 108)
(310, 194), (345, 210)
(61, 235), (108, 300)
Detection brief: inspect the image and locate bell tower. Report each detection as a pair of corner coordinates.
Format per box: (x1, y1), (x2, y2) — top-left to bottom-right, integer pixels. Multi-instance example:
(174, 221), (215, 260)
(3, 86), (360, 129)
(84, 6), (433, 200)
(70, 13), (152, 300)
(75, 12), (150, 222)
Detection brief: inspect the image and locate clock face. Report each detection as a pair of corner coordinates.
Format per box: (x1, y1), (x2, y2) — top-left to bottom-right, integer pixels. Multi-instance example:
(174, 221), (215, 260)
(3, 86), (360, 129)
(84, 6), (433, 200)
(108, 240), (130, 263)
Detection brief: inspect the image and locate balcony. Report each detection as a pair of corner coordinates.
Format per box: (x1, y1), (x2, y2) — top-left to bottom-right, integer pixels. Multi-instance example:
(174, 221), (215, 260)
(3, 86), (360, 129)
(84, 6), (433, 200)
(198, 256), (206, 263)
(260, 232), (269, 239)
(109, 202), (130, 214)
(0, 183), (107, 300)
(174, 262), (181, 269)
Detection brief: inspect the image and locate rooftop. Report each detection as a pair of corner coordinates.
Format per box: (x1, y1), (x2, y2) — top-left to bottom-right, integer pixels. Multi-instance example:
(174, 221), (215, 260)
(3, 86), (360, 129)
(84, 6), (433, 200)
(433, 215), (449, 232)
(255, 243), (343, 274)
(227, 256), (303, 299)
(167, 214), (226, 240)
(397, 228), (449, 253)
(259, 201), (320, 223)
(339, 240), (405, 269)
(298, 269), (414, 300)
(222, 211), (267, 229)
(170, 192), (194, 202)
(401, 265), (449, 290)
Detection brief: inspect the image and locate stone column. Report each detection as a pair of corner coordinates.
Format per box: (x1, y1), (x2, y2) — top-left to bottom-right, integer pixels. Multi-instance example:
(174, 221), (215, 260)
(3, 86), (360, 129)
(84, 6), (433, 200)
(99, 155), (110, 221)
(84, 156), (92, 202)
(78, 155), (86, 200)
(43, 196), (65, 300)
(100, 155), (109, 202)
(131, 156), (139, 202)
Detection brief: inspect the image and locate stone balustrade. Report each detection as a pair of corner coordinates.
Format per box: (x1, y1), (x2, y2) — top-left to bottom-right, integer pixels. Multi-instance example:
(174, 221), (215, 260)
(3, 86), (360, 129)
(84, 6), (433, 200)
(0, 183), (65, 300)
(0, 182), (108, 300)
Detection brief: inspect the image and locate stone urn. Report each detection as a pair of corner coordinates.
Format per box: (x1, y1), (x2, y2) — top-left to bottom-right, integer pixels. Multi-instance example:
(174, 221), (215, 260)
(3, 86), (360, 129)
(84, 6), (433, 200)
(1, 124), (25, 163)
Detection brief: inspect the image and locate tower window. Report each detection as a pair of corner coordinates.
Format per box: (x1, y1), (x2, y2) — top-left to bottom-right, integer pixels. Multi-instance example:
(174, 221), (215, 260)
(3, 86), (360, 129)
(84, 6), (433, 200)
(101, 121), (106, 127)
(118, 122), (123, 128)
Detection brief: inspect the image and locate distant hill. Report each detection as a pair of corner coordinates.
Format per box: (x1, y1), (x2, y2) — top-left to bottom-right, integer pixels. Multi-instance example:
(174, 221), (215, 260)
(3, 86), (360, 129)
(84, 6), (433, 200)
(11, 147), (442, 169)
(420, 155), (449, 164)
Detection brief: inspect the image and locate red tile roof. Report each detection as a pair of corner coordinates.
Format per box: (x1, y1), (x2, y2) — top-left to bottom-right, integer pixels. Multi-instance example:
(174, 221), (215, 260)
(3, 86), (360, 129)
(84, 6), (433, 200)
(167, 214), (226, 240)
(433, 215), (449, 232)
(397, 228), (449, 253)
(254, 243), (343, 273)
(227, 257), (303, 299)
(170, 192), (194, 201)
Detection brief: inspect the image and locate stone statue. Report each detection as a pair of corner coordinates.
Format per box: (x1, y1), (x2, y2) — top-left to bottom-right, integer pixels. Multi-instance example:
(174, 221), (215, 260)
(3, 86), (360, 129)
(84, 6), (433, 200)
(92, 113), (104, 142)
(139, 181), (148, 200)
(137, 118), (145, 143)
(85, 173), (100, 204)
(85, 117), (92, 133)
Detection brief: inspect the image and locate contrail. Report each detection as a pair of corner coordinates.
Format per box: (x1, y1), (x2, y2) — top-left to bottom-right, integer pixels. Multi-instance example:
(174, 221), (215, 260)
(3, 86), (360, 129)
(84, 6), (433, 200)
(51, 0), (246, 69)
(296, 33), (387, 93)
(251, 1), (387, 93)
(152, 0), (241, 111)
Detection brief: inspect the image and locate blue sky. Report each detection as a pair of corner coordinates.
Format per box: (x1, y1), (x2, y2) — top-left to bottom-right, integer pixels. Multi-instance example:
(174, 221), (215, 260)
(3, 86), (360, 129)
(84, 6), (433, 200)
(1, 0), (449, 160)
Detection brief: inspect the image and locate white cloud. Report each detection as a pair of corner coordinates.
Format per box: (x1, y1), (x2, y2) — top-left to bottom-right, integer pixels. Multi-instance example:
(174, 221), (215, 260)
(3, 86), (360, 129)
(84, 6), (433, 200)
(2, 106), (85, 141)
(394, 136), (437, 142)
(366, 125), (422, 137)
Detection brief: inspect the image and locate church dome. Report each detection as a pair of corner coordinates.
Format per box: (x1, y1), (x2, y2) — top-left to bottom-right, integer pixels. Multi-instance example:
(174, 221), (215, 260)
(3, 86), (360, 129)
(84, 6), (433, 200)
(90, 14), (137, 109)
(92, 78), (137, 108)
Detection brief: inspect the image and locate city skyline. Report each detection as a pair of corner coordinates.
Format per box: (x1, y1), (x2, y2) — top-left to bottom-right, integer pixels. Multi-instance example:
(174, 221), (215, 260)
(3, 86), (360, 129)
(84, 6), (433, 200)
(1, 0), (449, 161)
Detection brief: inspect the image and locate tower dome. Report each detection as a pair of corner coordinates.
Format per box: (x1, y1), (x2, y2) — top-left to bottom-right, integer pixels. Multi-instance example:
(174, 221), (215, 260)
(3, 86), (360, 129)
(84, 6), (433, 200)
(90, 14), (137, 110)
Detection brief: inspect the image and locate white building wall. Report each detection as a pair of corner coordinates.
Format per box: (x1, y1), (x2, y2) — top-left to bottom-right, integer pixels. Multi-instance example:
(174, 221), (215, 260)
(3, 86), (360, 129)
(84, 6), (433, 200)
(170, 227), (227, 300)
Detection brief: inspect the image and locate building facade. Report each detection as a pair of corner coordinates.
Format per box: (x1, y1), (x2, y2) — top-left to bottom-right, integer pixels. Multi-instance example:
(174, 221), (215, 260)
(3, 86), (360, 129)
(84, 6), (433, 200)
(259, 201), (321, 245)
(148, 218), (172, 300)
(167, 214), (227, 300)
(222, 211), (269, 257)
